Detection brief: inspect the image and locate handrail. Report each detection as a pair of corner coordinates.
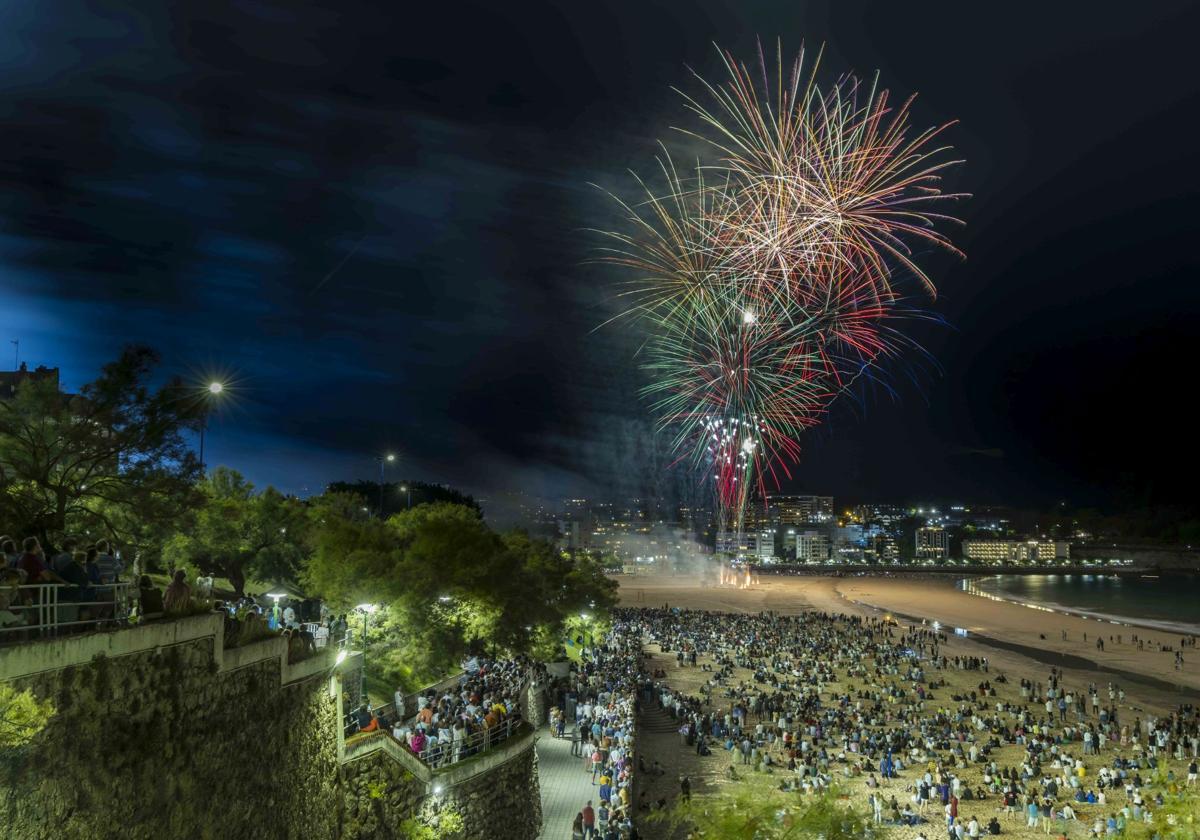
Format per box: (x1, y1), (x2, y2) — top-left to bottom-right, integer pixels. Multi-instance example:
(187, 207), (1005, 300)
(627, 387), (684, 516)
(415, 716), (523, 767)
(0, 581), (135, 638)
(342, 720), (536, 781)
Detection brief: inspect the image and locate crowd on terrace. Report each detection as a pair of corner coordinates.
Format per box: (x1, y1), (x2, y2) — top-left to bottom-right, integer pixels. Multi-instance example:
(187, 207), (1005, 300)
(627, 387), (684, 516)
(1, 534), (130, 632)
(347, 656), (545, 768)
(0, 532), (333, 668)
(623, 605), (1199, 839)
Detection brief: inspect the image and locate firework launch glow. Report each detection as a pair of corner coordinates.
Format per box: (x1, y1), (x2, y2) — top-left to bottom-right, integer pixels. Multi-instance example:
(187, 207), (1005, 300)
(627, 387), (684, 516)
(599, 42), (967, 537)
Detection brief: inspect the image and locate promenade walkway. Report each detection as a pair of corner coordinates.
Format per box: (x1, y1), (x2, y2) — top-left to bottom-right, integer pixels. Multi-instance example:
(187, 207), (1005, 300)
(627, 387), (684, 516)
(536, 724), (596, 840)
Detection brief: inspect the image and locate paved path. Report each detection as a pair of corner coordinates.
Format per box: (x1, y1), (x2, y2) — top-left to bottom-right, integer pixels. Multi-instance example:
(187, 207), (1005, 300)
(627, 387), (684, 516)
(536, 725), (596, 839)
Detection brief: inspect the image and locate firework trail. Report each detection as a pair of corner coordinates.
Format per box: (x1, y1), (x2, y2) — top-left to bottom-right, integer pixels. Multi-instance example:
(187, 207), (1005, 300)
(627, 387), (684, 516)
(598, 41), (966, 541)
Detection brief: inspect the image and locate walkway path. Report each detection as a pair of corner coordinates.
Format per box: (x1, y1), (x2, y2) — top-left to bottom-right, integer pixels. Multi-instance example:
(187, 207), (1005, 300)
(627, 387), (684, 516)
(536, 724), (596, 839)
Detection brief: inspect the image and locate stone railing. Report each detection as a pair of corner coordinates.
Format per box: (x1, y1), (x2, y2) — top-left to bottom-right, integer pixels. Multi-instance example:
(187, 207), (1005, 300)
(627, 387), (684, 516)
(0, 610), (338, 684)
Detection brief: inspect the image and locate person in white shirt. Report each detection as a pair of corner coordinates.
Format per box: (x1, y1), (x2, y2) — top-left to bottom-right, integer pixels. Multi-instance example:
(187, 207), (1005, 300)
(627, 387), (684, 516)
(393, 687), (406, 720)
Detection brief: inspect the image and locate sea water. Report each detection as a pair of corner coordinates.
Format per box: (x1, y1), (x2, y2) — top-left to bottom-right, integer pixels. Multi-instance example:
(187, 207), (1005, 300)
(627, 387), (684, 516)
(970, 573), (1200, 635)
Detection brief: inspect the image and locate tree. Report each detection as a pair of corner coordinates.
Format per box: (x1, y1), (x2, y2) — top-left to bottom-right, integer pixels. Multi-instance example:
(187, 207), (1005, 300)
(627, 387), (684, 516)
(162, 467), (310, 596)
(301, 502), (618, 690)
(0, 346), (203, 555)
(326, 479), (481, 519)
(0, 684), (54, 750)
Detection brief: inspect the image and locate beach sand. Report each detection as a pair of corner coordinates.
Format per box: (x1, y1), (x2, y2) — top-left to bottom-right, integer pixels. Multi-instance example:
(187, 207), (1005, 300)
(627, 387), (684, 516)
(618, 572), (1200, 840)
(619, 572), (1200, 706)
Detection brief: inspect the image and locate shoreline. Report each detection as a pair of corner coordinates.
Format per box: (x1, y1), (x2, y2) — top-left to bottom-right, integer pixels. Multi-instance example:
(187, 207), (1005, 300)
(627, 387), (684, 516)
(837, 591), (1197, 699)
(617, 572), (1200, 710)
(958, 574), (1200, 637)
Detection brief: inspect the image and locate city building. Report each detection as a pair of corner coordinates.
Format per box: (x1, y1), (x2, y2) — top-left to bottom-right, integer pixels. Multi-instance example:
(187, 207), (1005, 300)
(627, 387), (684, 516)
(915, 526), (949, 560)
(795, 529), (831, 563)
(961, 539), (1070, 564)
(0, 363), (60, 401)
(716, 529), (776, 561)
(767, 495), (834, 526)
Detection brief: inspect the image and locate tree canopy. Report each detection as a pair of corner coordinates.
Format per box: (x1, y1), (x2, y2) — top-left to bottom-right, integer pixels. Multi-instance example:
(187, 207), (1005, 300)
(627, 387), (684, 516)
(326, 479), (481, 519)
(0, 346), (202, 557)
(162, 467), (310, 596)
(303, 502), (617, 688)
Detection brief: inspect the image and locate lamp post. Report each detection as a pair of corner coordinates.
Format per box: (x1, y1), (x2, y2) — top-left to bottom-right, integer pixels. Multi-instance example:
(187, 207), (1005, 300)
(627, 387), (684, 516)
(399, 484), (411, 510)
(356, 603), (378, 701)
(377, 453), (396, 517)
(199, 381), (224, 472)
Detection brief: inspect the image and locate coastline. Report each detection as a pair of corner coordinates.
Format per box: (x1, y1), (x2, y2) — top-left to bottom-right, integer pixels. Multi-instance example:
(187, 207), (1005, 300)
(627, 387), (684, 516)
(617, 571), (1200, 711)
(960, 573), (1200, 637)
(836, 587), (1197, 699)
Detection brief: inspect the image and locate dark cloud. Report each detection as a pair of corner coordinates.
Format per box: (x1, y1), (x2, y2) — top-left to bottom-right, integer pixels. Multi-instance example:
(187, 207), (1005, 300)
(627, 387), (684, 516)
(0, 0), (1197, 510)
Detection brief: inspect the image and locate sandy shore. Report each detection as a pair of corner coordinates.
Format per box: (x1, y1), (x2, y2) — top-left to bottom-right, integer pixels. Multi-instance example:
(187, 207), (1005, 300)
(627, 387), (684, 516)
(618, 572), (1200, 710)
(620, 571), (1199, 840)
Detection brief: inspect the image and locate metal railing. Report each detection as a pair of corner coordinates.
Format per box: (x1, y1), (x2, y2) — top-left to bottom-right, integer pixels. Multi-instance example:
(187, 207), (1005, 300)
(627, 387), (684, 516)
(0, 581), (135, 639)
(415, 717), (525, 768)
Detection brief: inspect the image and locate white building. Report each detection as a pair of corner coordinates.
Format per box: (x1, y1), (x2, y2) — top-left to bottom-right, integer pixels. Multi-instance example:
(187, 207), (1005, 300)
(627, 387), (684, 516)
(961, 540), (1070, 564)
(915, 526), (949, 560)
(795, 529), (832, 563)
(716, 529), (776, 561)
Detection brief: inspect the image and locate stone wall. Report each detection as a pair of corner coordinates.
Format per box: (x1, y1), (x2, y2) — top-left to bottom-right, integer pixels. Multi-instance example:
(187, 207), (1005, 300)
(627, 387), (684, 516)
(441, 743), (542, 840)
(525, 678), (548, 729)
(1, 635), (342, 840)
(0, 617), (544, 840)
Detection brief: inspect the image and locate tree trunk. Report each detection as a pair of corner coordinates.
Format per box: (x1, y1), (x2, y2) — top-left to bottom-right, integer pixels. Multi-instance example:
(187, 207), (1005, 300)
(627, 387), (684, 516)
(228, 563), (246, 598)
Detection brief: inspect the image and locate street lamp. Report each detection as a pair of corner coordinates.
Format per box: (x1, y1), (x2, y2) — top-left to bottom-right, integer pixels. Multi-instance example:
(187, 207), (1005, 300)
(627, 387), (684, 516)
(377, 453), (396, 517)
(356, 603), (378, 701)
(199, 381), (225, 471)
(399, 484), (411, 510)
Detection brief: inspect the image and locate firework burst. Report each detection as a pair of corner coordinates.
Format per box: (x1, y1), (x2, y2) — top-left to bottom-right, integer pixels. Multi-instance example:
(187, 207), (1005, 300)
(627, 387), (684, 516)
(598, 42), (966, 541)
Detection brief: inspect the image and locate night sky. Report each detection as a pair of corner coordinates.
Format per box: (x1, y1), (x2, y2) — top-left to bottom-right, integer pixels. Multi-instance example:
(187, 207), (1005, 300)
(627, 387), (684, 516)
(1, 1), (1197, 512)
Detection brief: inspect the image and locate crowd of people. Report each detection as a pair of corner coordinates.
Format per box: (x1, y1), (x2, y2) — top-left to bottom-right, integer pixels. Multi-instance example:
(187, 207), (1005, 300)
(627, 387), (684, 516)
(620, 605), (1199, 839)
(0, 530), (336, 668)
(1, 534), (128, 631)
(548, 622), (643, 840)
(348, 656), (543, 768)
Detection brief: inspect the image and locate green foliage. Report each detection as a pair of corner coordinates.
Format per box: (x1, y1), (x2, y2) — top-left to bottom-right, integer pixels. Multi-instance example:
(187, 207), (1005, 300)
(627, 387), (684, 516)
(400, 803), (465, 839)
(326, 479), (481, 518)
(0, 683), (55, 749)
(162, 467), (310, 596)
(1123, 768), (1200, 840)
(302, 503), (618, 691)
(0, 346), (203, 557)
(653, 782), (888, 840)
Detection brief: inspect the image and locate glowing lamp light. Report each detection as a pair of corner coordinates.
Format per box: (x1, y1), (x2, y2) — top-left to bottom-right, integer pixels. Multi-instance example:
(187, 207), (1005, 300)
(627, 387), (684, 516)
(207, 381), (224, 395)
